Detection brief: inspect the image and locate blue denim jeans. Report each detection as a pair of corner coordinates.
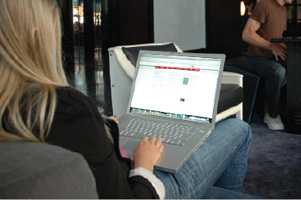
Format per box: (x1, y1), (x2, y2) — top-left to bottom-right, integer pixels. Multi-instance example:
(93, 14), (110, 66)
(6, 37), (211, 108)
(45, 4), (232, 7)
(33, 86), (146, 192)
(154, 118), (252, 199)
(241, 56), (286, 117)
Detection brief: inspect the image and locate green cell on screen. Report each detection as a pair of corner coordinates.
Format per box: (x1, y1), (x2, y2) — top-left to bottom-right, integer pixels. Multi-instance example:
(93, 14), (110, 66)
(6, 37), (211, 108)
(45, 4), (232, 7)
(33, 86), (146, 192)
(183, 77), (189, 85)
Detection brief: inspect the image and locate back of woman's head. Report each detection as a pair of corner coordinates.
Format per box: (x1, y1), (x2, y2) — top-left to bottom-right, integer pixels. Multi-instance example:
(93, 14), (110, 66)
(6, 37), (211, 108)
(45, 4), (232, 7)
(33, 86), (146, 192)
(0, 0), (69, 141)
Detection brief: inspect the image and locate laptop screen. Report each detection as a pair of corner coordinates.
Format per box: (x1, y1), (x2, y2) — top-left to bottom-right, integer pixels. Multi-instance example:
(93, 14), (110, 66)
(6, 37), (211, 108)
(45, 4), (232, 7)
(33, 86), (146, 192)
(129, 52), (223, 123)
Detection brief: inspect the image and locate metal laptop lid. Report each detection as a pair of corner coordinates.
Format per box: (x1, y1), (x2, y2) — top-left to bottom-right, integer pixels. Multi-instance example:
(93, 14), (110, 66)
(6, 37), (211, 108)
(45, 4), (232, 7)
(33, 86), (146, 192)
(126, 51), (225, 124)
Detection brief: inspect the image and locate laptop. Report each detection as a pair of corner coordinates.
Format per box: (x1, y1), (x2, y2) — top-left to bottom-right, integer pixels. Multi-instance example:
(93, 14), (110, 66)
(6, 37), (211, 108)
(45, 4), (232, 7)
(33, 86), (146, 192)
(119, 51), (225, 173)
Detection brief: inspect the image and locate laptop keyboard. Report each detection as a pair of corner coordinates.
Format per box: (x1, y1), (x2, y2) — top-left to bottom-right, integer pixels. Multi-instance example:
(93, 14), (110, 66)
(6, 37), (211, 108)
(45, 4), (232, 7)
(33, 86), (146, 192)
(120, 117), (197, 146)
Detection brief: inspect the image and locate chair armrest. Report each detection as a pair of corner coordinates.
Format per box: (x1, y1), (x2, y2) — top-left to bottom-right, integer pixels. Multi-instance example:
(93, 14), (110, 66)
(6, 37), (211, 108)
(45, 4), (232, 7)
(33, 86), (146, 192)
(222, 72), (243, 87)
(109, 47), (136, 79)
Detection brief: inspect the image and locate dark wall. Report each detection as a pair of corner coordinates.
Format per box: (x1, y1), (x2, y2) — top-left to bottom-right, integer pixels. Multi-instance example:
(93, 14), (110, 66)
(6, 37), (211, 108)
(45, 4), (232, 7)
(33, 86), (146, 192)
(110, 0), (153, 46)
(206, 0), (245, 58)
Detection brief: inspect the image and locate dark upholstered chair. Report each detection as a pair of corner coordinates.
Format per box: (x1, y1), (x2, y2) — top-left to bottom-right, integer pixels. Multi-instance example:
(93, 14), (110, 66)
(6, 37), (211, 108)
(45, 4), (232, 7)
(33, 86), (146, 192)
(226, 57), (262, 123)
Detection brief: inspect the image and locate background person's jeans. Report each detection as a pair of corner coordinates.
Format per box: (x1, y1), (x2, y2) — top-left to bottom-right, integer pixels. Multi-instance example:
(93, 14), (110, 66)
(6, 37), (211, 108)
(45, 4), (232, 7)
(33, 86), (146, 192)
(155, 118), (252, 199)
(241, 56), (286, 117)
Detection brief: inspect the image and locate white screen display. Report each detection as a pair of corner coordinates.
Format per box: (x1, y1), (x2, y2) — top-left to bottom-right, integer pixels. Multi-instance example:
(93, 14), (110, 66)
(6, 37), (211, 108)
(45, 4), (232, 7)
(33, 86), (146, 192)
(130, 53), (222, 121)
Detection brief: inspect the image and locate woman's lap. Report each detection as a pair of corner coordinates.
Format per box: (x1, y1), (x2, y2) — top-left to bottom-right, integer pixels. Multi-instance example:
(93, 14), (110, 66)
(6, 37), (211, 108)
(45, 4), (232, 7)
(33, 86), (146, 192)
(155, 118), (252, 199)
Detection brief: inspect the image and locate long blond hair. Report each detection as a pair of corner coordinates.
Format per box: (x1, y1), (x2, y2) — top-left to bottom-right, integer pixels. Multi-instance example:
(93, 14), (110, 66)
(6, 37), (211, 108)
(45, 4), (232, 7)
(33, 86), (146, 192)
(0, 0), (69, 141)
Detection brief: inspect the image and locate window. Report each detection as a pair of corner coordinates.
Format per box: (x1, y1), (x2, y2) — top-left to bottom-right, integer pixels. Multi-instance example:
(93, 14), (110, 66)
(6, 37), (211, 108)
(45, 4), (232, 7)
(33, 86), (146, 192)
(61, 0), (104, 109)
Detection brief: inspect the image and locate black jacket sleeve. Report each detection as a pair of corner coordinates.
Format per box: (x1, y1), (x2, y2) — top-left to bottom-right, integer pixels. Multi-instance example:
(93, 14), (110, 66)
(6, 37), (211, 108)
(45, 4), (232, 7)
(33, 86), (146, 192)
(47, 87), (159, 199)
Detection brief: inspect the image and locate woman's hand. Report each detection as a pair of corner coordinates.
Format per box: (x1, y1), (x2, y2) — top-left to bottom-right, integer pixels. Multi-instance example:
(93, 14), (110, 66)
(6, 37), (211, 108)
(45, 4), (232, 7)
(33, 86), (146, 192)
(133, 137), (165, 172)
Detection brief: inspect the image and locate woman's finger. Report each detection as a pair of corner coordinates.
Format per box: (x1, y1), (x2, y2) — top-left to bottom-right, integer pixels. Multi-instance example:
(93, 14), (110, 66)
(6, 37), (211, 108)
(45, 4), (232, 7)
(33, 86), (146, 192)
(154, 138), (162, 146)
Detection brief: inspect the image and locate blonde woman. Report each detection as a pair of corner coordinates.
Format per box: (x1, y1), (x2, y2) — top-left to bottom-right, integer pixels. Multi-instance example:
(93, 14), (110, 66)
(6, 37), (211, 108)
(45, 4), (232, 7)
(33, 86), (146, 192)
(0, 0), (252, 198)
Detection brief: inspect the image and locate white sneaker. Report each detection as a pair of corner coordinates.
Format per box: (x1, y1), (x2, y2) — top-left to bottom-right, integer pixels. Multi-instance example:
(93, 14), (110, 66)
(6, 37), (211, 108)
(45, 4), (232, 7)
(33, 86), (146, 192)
(264, 113), (285, 131)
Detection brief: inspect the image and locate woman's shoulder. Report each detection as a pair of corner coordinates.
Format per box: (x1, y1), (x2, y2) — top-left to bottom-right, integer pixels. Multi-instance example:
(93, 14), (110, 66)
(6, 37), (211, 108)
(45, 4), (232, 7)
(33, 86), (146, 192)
(55, 86), (97, 115)
(56, 86), (88, 100)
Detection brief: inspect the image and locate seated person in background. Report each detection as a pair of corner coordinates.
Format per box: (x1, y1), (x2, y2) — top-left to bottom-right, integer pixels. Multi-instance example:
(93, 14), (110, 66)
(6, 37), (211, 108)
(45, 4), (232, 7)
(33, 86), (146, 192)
(0, 0), (252, 198)
(242, 0), (293, 130)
